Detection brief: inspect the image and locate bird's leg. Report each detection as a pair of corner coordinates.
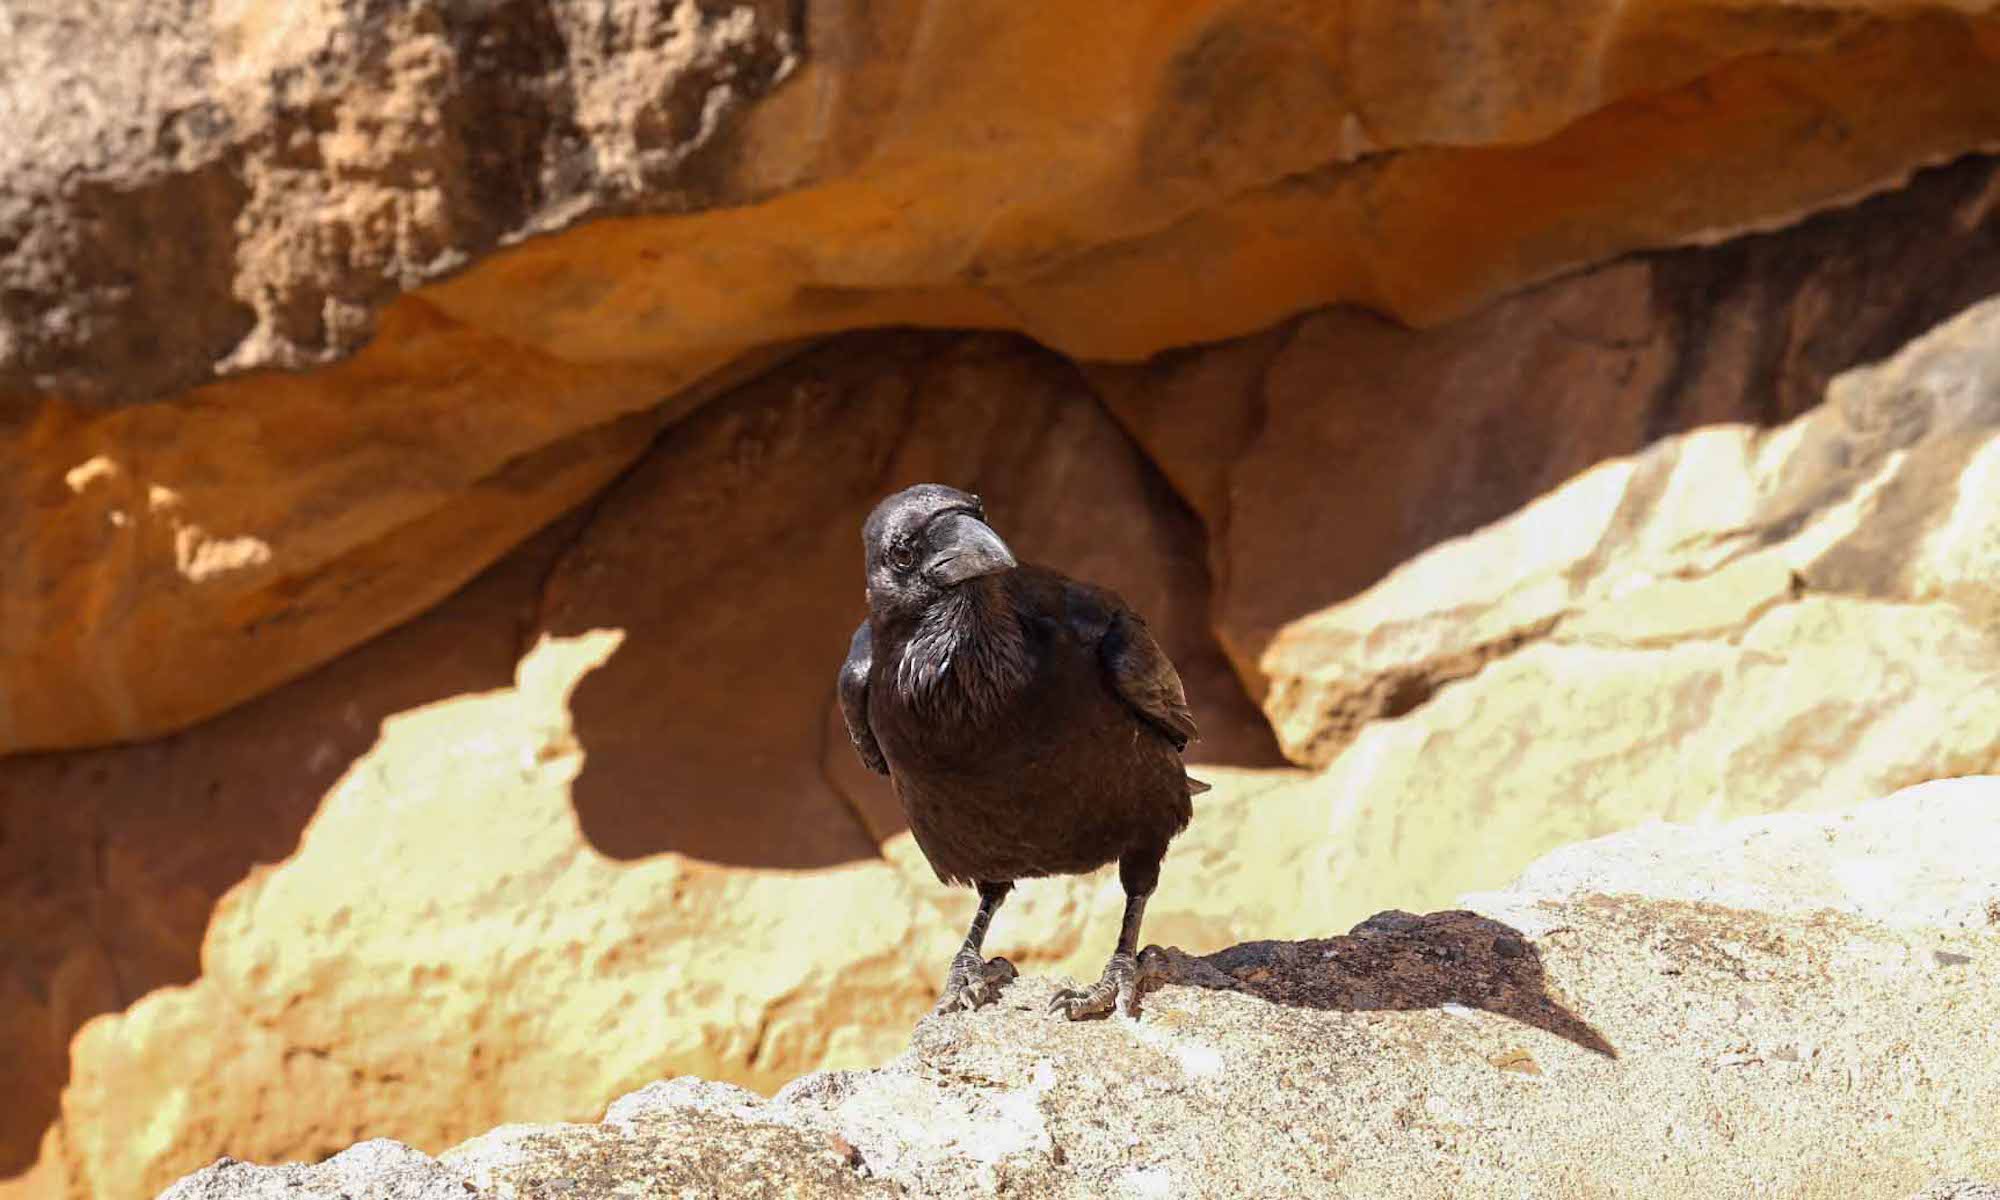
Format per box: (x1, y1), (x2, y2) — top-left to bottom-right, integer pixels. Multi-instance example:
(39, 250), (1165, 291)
(1050, 849), (1159, 1020)
(934, 880), (1018, 1015)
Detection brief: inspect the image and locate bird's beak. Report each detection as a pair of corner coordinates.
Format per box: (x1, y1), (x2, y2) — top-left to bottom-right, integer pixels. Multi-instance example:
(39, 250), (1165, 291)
(925, 511), (1017, 586)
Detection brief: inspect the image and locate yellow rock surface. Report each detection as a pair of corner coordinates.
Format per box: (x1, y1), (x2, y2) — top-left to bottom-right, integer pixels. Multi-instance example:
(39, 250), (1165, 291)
(1260, 289), (2000, 770)
(21, 621), (1296, 1199)
(0, 329), (1279, 1199)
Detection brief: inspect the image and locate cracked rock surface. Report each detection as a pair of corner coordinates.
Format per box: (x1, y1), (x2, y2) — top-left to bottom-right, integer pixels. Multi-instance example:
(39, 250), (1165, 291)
(161, 780), (2000, 1200)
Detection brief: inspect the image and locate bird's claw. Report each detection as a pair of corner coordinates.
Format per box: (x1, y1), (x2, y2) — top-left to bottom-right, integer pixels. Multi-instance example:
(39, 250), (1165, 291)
(1048, 950), (1141, 1021)
(933, 949), (1017, 1015)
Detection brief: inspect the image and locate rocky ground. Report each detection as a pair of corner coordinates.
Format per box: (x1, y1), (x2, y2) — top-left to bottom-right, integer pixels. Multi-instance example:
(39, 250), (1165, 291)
(162, 778), (2000, 1199)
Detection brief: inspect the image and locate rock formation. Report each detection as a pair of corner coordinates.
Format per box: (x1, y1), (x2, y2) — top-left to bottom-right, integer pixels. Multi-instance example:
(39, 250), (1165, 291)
(159, 778), (2000, 1199)
(9, 158), (2000, 1200)
(7, 0), (2000, 754)
(7, 4), (2000, 1199)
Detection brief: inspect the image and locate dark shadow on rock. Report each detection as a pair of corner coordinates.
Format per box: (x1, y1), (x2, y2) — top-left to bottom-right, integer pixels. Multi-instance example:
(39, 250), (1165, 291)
(557, 158), (2000, 872)
(553, 329), (1286, 870)
(1088, 153), (2000, 732)
(1138, 909), (1617, 1058)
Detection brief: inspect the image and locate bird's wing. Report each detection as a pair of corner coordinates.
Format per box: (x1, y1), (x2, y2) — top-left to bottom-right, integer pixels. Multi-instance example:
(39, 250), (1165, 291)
(838, 622), (890, 775)
(1065, 581), (1200, 752)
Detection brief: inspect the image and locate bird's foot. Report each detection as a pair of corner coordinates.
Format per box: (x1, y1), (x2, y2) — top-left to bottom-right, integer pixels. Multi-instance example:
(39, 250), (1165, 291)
(932, 948), (1017, 1015)
(1049, 950), (1140, 1021)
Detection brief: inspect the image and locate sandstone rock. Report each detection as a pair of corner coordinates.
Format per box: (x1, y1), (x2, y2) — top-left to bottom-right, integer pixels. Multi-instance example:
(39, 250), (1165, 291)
(0, 513), (581, 1188)
(1144, 285), (2000, 931)
(1491, 776), (2000, 932)
(0, 339), (774, 755)
(1096, 154), (2000, 703)
(1271, 595), (2000, 935)
(1257, 285), (2000, 768)
(15, 166), (2000, 1199)
(13, 1), (1997, 399)
(158, 1141), (479, 1200)
(9, 3), (2000, 752)
(24, 616), (946, 1200)
(538, 328), (1276, 871)
(1912, 1185), (2000, 1200)
(0, 0), (803, 398)
(2, 0), (804, 753)
(449, 1089), (888, 1200)
(159, 781), (2000, 1199)
(23, 678), (1292, 1199)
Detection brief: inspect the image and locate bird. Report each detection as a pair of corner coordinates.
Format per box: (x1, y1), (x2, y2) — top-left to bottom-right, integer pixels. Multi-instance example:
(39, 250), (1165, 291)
(837, 482), (1208, 1020)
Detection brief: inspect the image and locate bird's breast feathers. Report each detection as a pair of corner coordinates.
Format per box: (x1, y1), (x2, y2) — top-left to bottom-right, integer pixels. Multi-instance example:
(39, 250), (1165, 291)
(891, 586), (1031, 722)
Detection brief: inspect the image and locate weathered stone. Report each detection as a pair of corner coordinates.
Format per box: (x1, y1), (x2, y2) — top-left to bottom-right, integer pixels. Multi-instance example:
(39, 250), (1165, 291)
(446, 1085), (891, 1200)
(0, 513), (584, 1189)
(1096, 154), (2000, 706)
(1259, 287), (2000, 757)
(8, 2), (2000, 753)
(1165, 288), (2000, 928)
(2, 329), (1291, 1199)
(39, 619), (946, 1200)
(0, 337), (782, 755)
(0, 0), (802, 398)
(1911, 1184), (2000, 1200)
(157, 781), (2000, 1199)
(14, 161), (2000, 1199)
(159, 1141), (477, 1200)
(1489, 777), (2000, 939)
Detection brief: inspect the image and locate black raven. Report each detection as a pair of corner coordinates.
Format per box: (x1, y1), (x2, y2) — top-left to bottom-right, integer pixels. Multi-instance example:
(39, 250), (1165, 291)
(838, 483), (1207, 1020)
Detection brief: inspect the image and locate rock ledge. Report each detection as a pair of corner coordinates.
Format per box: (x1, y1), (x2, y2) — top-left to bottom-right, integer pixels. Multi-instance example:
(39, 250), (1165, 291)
(164, 779), (2000, 1199)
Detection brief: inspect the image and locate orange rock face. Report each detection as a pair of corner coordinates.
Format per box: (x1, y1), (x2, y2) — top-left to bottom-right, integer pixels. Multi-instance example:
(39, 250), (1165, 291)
(9, 157), (2000, 1199)
(0, 329), (1280, 1200)
(5, 1), (2000, 753)
(1096, 156), (2000, 706)
(0, 522), (571, 1193)
(7, 4), (2000, 1199)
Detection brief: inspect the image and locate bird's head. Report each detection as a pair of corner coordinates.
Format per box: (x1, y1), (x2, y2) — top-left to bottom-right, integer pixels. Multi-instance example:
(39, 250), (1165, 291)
(860, 483), (1017, 619)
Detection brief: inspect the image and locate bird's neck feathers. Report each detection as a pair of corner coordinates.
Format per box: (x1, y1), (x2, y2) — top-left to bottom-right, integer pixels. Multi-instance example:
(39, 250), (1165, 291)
(892, 577), (1030, 722)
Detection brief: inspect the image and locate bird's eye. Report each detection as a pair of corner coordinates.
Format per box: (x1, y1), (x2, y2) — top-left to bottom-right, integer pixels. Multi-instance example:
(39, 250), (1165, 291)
(890, 544), (916, 571)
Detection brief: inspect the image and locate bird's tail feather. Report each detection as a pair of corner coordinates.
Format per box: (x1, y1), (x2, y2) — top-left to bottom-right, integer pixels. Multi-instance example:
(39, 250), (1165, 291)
(1186, 775), (1212, 796)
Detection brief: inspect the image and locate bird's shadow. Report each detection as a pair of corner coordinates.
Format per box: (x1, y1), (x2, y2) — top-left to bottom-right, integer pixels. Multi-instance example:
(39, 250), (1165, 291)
(1133, 908), (1617, 1058)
